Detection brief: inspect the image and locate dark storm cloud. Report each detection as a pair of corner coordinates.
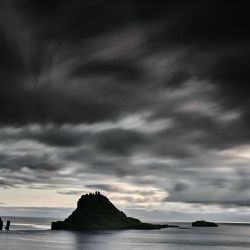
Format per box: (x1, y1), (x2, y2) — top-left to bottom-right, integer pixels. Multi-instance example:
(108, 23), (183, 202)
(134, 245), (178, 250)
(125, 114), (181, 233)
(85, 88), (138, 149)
(140, 1), (250, 122)
(0, 0), (248, 125)
(156, 111), (249, 152)
(16, 0), (136, 42)
(199, 51), (250, 122)
(167, 70), (192, 88)
(95, 128), (146, 155)
(0, 0), (141, 125)
(0, 29), (22, 79)
(72, 60), (143, 81)
(0, 126), (87, 147)
(30, 128), (84, 147)
(0, 153), (61, 171)
(0, 0), (250, 211)
(150, 1), (249, 46)
(23, 126), (87, 147)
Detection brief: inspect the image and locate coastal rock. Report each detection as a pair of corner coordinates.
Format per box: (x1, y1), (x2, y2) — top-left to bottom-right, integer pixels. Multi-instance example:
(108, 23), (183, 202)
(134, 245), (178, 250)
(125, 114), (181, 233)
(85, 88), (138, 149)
(192, 220), (218, 227)
(51, 192), (167, 230)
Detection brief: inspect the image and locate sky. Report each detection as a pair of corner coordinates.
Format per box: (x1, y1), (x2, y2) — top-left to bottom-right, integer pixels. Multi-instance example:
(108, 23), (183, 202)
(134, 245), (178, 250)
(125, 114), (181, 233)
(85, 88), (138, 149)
(0, 0), (250, 222)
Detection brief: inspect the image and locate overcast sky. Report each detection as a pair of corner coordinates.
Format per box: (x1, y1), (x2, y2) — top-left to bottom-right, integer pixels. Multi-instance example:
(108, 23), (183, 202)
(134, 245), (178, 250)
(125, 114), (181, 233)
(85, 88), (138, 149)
(0, 1), (250, 222)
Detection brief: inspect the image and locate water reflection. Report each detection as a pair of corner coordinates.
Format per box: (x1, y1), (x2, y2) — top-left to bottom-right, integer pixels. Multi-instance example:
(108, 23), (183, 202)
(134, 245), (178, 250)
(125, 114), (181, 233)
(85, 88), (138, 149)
(1, 226), (250, 250)
(71, 230), (130, 250)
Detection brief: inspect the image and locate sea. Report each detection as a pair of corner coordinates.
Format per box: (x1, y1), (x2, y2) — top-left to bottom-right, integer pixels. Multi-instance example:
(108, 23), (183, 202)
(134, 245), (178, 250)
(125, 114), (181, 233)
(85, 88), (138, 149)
(0, 217), (250, 250)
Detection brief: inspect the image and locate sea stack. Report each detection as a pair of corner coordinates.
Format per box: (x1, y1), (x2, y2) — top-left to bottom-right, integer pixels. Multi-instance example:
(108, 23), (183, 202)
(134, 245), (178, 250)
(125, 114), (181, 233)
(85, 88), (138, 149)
(192, 220), (218, 227)
(51, 192), (167, 230)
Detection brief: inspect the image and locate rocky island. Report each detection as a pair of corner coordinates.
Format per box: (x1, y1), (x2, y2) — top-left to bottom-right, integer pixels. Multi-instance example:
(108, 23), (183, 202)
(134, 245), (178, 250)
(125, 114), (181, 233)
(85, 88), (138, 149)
(192, 220), (218, 227)
(51, 192), (168, 230)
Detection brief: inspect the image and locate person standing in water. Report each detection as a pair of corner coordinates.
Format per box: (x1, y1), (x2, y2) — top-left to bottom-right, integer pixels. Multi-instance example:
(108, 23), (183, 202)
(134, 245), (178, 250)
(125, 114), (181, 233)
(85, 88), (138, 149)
(0, 217), (3, 230)
(5, 220), (10, 230)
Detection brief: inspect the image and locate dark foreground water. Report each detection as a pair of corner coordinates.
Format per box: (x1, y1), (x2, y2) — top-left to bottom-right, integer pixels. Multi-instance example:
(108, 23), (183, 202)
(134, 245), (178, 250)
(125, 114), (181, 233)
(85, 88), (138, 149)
(1, 217), (250, 250)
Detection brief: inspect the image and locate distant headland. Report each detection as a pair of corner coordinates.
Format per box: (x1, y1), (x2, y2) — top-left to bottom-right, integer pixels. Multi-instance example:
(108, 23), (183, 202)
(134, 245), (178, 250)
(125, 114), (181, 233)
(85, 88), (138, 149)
(51, 191), (168, 230)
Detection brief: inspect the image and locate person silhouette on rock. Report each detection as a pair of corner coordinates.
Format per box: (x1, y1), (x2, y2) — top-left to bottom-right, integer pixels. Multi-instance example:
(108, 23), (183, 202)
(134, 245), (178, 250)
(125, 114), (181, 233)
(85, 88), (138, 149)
(5, 220), (10, 230)
(0, 217), (3, 230)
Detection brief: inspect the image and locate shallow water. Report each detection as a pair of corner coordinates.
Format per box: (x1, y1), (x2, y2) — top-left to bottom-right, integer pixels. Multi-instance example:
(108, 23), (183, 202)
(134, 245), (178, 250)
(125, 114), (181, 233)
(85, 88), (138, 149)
(0, 217), (250, 250)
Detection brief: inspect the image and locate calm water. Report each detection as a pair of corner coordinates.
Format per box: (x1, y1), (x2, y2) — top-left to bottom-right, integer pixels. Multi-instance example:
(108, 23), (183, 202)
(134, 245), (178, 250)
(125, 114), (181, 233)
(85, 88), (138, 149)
(1, 217), (250, 249)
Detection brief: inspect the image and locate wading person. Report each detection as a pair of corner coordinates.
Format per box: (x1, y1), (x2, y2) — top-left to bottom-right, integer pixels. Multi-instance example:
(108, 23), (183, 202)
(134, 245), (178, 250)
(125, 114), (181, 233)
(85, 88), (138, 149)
(0, 217), (3, 230)
(5, 220), (10, 230)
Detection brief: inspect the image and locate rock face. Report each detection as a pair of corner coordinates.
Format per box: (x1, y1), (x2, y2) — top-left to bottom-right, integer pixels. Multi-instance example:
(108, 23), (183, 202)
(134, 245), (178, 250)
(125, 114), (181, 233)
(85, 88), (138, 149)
(51, 192), (167, 230)
(192, 220), (218, 227)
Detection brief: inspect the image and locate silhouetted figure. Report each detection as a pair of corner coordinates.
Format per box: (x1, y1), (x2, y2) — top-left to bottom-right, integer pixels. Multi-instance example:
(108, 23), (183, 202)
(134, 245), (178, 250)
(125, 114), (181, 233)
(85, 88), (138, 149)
(0, 217), (3, 230)
(5, 220), (10, 230)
